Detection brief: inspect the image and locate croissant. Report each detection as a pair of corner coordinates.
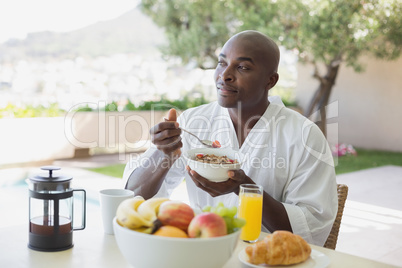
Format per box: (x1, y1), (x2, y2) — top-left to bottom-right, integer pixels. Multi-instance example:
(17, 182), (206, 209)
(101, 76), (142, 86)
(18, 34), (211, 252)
(245, 230), (311, 266)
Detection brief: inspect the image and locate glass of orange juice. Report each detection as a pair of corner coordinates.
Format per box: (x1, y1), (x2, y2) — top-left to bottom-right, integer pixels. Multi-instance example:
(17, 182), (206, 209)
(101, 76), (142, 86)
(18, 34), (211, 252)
(238, 184), (263, 243)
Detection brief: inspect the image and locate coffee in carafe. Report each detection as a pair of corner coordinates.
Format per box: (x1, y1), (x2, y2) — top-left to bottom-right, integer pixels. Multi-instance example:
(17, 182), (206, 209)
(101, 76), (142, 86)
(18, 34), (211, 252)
(27, 166), (86, 251)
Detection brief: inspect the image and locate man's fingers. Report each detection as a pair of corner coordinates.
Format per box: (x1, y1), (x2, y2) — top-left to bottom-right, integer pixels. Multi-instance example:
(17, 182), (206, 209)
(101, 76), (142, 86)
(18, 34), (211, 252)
(150, 114), (182, 156)
(154, 135), (182, 149)
(228, 169), (246, 182)
(150, 122), (179, 135)
(151, 128), (181, 142)
(187, 168), (220, 197)
(156, 141), (182, 154)
(166, 108), (177, 121)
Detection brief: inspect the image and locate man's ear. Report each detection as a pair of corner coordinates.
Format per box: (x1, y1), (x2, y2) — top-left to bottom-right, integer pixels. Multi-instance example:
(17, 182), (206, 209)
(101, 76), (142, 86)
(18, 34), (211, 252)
(266, 72), (279, 90)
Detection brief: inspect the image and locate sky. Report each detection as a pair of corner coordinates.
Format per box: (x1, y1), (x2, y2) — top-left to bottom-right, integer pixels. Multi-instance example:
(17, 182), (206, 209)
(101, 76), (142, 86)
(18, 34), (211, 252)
(0, 0), (139, 43)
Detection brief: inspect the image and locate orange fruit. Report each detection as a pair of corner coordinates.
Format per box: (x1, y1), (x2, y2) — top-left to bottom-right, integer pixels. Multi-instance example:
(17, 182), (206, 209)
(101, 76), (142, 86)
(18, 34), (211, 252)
(153, 226), (188, 238)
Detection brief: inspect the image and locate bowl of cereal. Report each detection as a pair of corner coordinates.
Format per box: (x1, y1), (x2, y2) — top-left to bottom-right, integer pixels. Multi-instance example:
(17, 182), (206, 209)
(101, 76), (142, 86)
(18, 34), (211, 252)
(184, 147), (244, 182)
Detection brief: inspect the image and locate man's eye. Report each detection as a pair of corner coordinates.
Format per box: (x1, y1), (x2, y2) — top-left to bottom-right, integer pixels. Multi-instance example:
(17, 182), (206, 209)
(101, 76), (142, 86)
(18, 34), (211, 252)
(238, 66), (249, 70)
(217, 61), (226, 66)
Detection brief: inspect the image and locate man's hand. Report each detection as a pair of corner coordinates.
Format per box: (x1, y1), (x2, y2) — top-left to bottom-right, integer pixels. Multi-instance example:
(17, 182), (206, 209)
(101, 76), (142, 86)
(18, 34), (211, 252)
(186, 166), (253, 197)
(150, 108), (182, 156)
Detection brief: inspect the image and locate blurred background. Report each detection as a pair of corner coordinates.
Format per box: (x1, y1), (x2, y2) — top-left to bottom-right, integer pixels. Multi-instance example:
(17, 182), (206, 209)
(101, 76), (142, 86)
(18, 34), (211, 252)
(1, 0), (401, 169)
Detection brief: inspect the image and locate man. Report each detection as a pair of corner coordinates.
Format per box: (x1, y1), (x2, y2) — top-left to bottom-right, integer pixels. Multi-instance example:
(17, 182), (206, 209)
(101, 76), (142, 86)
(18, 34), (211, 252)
(123, 30), (337, 246)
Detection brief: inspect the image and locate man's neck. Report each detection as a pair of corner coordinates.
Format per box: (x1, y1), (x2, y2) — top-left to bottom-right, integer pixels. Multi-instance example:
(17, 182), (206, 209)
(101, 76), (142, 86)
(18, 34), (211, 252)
(228, 101), (270, 147)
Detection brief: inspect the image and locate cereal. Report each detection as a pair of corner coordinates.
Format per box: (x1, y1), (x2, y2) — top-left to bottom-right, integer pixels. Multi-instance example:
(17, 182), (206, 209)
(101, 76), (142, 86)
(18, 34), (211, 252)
(195, 154), (238, 164)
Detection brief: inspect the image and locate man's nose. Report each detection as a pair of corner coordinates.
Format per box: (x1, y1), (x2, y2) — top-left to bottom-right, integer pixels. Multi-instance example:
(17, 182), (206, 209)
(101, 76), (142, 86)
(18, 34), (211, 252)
(219, 68), (234, 82)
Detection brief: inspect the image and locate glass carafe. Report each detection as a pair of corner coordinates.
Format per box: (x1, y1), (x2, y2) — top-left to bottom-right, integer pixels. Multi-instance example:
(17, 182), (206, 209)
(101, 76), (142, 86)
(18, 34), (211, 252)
(27, 166), (86, 251)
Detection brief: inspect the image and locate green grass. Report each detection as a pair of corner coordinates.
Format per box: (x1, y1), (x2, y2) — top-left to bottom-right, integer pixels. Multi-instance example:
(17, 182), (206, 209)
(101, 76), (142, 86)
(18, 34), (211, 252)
(335, 148), (402, 174)
(87, 148), (402, 177)
(88, 164), (126, 178)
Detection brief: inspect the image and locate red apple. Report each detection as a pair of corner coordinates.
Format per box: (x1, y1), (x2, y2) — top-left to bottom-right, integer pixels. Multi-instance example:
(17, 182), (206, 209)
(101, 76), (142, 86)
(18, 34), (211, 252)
(188, 212), (227, 238)
(157, 201), (195, 232)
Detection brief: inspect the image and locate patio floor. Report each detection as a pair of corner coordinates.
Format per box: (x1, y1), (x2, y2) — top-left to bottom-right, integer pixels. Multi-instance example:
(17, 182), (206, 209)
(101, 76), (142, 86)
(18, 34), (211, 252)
(1, 154), (401, 267)
(335, 165), (402, 267)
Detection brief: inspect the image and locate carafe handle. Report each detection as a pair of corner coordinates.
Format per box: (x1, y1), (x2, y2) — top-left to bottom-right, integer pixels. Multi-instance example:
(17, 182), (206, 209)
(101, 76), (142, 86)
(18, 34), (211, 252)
(73, 189), (86, 231)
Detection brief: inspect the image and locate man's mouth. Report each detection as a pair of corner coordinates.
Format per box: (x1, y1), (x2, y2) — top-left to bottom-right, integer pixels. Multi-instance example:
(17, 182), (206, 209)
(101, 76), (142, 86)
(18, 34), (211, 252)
(217, 84), (238, 93)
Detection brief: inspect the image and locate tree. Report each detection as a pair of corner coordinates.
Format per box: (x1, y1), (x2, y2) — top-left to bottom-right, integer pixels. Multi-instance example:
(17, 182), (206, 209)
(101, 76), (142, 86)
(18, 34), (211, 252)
(141, 0), (401, 136)
(141, 0), (237, 69)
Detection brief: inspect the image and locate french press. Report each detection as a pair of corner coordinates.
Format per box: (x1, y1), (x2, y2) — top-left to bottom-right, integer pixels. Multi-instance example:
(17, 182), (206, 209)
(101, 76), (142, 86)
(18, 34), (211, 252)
(27, 166), (86, 251)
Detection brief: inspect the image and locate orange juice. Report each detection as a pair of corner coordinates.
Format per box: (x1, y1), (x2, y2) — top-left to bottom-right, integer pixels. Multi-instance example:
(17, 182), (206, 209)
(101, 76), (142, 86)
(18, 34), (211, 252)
(238, 192), (263, 242)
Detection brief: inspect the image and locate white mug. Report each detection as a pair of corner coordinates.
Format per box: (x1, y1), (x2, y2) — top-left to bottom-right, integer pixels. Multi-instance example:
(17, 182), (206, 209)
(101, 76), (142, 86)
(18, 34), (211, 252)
(99, 189), (134, 234)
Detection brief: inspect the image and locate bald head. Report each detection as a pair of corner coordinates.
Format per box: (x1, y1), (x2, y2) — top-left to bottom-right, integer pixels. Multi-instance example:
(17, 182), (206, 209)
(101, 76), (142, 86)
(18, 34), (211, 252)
(214, 30), (280, 109)
(225, 30), (280, 74)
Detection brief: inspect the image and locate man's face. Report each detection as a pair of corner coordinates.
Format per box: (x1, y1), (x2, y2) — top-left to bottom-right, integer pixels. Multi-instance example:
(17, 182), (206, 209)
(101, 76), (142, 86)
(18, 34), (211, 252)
(213, 36), (274, 109)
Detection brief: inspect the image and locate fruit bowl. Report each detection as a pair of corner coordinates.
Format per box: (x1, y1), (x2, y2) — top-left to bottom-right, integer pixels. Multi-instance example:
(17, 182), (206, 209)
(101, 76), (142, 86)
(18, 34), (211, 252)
(113, 217), (241, 268)
(183, 147), (245, 182)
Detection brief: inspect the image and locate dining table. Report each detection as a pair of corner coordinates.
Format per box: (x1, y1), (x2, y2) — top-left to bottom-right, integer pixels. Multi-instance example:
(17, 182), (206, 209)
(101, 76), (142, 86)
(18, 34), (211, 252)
(0, 186), (398, 268)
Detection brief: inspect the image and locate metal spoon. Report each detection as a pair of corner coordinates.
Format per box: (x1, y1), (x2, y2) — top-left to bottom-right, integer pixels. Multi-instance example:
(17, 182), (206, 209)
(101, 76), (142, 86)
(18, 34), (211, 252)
(180, 127), (214, 148)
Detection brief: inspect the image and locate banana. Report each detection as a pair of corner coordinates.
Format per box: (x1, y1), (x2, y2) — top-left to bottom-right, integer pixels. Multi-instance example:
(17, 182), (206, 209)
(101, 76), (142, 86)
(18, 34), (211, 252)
(136, 197), (170, 222)
(131, 195), (145, 211)
(133, 226), (153, 234)
(116, 196), (153, 229)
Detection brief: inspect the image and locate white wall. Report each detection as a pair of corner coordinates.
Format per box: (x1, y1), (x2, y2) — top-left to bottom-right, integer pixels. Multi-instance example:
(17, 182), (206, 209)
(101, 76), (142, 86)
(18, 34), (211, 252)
(0, 111), (167, 166)
(295, 56), (402, 152)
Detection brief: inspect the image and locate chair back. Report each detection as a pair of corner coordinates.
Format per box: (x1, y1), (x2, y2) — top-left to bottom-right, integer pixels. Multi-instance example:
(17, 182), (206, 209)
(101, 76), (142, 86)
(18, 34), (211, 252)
(324, 184), (348, 250)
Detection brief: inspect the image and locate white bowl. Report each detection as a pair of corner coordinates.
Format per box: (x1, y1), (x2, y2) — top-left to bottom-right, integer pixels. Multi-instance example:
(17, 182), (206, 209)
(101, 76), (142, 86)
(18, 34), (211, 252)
(183, 147), (245, 182)
(113, 217), (241, 268)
